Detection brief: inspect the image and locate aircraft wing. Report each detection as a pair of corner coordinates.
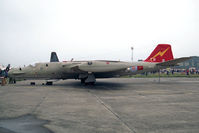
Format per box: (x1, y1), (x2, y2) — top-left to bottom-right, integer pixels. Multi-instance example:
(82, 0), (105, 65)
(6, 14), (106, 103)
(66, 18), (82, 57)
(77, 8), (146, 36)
(156, 57), (192, 66)
(10, 71), (26, 76)
(70, 61), (130, 73)
(70, 65), (86, 73)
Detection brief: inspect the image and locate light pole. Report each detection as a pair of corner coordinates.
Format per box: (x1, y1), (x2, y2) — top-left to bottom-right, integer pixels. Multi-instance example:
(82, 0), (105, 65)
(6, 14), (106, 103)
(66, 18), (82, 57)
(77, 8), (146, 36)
(131, 47), (134, 62)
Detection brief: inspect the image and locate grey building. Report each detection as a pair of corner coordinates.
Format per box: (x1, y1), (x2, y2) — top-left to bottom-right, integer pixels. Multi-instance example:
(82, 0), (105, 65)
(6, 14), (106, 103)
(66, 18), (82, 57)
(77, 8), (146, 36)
(175, 56), (199, 69)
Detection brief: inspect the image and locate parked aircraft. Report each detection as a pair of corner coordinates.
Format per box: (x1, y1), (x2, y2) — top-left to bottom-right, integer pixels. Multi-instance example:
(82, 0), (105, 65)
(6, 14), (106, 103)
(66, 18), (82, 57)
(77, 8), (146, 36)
(4, 44), (191, 85)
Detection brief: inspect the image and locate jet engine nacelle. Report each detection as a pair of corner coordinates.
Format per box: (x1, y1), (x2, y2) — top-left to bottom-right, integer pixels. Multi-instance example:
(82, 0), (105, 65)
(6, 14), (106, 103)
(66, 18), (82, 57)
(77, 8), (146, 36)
(78, 61), (131, 73)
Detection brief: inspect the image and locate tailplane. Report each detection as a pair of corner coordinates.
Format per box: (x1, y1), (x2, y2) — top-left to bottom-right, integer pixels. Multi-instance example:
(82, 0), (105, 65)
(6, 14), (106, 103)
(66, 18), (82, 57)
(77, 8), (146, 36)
(50, 52), (59, 62)
(144, 44), (174, 63)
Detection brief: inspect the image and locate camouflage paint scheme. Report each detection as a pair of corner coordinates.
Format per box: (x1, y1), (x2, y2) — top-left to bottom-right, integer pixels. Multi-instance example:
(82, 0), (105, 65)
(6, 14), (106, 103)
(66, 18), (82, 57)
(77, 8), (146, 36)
(8, 61), (156, 79)
(8, 44), (191, 84)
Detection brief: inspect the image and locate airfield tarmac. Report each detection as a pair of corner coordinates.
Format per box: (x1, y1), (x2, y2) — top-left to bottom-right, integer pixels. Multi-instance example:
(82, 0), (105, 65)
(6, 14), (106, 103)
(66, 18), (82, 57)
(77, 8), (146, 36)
(0, 78), (199, 133)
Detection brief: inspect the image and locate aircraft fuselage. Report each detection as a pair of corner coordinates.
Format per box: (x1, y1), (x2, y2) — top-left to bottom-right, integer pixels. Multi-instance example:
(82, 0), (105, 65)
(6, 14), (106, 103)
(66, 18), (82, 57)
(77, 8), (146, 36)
(8, 61), (158, 80)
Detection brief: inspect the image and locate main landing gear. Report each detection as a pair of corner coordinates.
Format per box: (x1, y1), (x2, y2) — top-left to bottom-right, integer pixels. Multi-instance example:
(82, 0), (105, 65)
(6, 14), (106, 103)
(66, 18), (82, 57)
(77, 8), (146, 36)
(79, 73), (96, 85)
(46, 81), (53, 85)
(30, 81), (53, 86)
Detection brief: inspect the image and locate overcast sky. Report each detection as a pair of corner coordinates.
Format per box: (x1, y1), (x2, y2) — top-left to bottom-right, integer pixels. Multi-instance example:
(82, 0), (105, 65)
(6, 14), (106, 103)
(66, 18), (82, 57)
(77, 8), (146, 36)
(0, 0), (198, 67)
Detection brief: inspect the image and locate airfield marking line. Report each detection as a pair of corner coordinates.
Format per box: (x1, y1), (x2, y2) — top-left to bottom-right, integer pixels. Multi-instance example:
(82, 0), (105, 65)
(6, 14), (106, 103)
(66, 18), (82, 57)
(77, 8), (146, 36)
(31, 88), (49, 114)
(86, 86), (136, 133)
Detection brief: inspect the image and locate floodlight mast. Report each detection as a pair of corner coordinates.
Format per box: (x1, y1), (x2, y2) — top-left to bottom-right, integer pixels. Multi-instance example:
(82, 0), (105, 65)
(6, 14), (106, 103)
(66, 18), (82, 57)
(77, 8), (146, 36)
(131, 47), (134, 62)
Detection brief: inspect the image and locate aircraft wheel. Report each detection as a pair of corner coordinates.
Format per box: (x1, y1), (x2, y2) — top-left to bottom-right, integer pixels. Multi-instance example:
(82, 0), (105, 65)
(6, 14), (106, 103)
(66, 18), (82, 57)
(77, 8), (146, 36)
(46, 81), (53, 85)
(89, 82), (95, 85)
(85, 82), (95, 85)
(30, 82), (35, 85)
(81, 79), (85, 84)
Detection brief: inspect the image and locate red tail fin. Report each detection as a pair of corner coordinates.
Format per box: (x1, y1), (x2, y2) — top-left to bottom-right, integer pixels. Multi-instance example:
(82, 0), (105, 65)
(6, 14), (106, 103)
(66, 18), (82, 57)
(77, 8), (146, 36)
(144, 44), (174, 63)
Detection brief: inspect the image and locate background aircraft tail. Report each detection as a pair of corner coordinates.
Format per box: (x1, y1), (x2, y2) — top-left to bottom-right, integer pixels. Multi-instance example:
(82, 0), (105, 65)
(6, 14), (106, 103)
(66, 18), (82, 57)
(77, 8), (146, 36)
(50, 52), (59, 62)
(144, 44), (174, 63)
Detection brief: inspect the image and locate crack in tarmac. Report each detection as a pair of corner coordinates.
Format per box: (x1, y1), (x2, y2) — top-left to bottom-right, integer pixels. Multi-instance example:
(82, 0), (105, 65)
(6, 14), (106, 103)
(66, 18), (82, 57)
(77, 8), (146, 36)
(86, 86), (137, 133)
(0, 88), (53, 133)
(31, 91), (49, 114)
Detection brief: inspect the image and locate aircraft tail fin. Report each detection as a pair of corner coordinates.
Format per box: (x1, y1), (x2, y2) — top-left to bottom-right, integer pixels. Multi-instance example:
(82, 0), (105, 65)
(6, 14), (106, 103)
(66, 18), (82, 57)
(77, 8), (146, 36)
(50, 52), (59, 62)
(144, 44), (174, 63)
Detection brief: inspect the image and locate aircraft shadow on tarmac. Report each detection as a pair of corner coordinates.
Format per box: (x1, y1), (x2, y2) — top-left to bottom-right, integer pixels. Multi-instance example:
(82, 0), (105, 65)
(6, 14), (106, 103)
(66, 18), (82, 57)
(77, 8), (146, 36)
(58, 81), (127, 90)
(13, 80), (127, 90)
(13, 78), (196, 91)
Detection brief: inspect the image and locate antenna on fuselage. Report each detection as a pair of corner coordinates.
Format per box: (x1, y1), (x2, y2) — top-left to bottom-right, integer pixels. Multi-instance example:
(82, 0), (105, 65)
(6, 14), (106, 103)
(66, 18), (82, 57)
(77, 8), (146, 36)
(157, 65), (161, 83)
